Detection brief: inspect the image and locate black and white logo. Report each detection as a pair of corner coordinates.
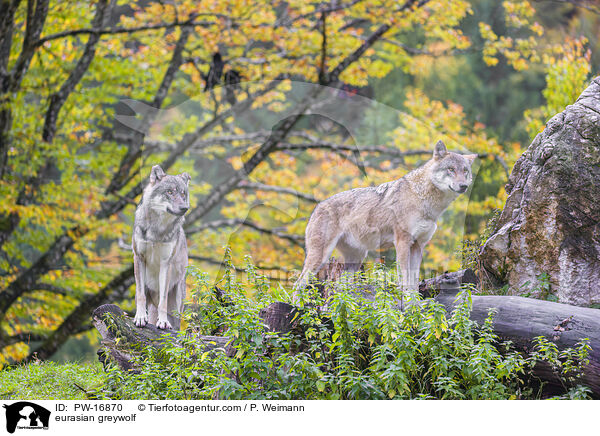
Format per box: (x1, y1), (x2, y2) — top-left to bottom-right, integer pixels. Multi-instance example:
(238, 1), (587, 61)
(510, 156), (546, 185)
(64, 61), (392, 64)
(2, 402), (50, 433)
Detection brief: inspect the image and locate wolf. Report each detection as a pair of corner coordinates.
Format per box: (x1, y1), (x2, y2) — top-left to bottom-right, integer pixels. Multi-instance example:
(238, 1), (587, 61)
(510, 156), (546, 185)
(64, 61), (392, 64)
(133, 165), (190, 330)
(294, 140), (476, 295)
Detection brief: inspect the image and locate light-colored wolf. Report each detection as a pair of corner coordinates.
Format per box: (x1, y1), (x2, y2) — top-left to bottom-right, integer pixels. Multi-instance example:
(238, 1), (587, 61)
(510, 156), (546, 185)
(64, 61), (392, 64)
(294, 140), (476, 294)
(133, 165), (190, 330)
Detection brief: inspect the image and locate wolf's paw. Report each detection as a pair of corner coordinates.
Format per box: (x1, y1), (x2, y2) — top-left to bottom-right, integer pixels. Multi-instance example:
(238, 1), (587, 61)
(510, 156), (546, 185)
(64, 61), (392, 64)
(134, 312), (148, 327)
(156, 319), (173, 330)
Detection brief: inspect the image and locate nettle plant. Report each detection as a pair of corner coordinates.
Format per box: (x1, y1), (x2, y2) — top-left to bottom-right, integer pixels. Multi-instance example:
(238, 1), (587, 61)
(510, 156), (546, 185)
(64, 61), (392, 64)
(100, 259), (591, 400)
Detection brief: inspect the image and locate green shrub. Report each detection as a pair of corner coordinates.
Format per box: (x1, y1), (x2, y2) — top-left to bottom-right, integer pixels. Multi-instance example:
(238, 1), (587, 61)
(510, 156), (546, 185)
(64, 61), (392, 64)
(99, 261), (591, 400)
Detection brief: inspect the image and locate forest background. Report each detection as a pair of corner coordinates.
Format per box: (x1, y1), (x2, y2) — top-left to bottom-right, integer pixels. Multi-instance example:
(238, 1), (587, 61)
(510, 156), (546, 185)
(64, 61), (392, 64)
(0, 0), (597, 364)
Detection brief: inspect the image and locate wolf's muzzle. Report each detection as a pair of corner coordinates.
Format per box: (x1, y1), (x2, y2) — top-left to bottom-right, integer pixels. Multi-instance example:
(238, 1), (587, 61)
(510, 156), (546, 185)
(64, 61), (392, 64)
(168, 206), (189, 216)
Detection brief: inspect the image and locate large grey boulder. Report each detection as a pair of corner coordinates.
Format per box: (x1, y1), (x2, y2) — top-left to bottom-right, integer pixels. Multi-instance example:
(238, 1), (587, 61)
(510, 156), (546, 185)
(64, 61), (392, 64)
(480, 77), (600, 306)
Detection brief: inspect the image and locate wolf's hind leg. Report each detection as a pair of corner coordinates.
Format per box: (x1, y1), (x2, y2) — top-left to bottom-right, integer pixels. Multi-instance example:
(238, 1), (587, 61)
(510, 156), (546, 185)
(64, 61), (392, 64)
(394, 231), (412, 291)
(294, 231), (340, 296)
(408, 242), (423, 290)
(166, 279), (186, 331)
(148, 304), (158, 325)
(336, 238), (367, 286)
(336, 238), (367, 273)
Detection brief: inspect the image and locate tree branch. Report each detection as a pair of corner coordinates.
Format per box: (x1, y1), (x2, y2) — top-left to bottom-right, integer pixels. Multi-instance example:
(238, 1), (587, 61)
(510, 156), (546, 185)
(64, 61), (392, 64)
(42, 0), (111, 143)
(325, 0), (427, 84)
(0, 159), (55, 252)
(105, 22), (193, 194)
(187, 218), (304, 246)
(188, 254), (292, 275)
(143, 130), (271, 154)
(277, 141), (432, 158)
(0, 0), (49, 179)
(236, 180), (319, 203)
(34, 19), (215, 48)
(6, 0), (435, 360)
(25, 265), (135, 361)
(0, 0), (21, 81)
(8, 0), (49, 92)
(276, 0), (365, 27)
(0, 78), (290, 323)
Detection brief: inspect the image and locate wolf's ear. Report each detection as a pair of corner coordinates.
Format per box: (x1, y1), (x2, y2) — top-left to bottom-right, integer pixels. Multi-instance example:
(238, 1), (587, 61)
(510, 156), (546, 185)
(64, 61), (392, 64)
(433, 140), (447, 160)
(179, 172), (191, 185)
(150, 165), (166, 185)
(465, 154), (478, 165)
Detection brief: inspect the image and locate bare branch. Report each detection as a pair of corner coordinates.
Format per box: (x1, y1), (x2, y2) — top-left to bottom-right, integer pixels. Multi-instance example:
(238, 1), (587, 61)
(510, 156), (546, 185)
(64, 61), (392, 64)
(277, 141), (432, 158)
(189, 254), (292, 274)
(34, 19), (215, 48)
(236, 180), (319, 203)
(187, 218), (304, 246)
(143, 131), (271, 154)
(33, 283), (70, 296)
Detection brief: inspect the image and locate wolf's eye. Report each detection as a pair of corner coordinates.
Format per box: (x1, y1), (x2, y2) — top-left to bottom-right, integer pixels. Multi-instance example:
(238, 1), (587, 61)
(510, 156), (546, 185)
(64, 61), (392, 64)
(166, 190), (173, 196)
(447, 168), (455, 175)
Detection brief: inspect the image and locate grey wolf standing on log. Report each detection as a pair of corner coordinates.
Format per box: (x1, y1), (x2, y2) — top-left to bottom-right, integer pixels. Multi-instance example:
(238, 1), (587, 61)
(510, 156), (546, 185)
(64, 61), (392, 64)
(133, 165), (190, 330)
(294, 140), (476, 296)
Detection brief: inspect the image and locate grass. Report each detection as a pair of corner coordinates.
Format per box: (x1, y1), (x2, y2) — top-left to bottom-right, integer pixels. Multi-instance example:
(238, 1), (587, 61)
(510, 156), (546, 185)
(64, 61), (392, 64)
(0, 361), (106, 400)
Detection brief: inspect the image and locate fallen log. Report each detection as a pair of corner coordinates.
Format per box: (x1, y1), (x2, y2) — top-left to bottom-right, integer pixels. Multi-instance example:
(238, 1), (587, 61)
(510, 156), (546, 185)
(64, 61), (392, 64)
(93, 286), (600, 397)
(92, 304), (233, 372)
(436, 290), (600, 397)
(418, 269), (478, 297)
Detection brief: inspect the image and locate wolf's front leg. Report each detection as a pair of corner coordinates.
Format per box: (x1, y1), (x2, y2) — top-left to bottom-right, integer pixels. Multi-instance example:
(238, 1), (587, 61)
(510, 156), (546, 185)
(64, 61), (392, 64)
(133, 253), (148, 327)
(156, 261), (173, 329)
(394, 231), (411, 291)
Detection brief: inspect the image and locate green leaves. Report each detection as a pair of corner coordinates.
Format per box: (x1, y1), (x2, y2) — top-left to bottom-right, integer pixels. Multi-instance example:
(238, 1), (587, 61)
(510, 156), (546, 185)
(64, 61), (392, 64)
(99, 260), (592, 400)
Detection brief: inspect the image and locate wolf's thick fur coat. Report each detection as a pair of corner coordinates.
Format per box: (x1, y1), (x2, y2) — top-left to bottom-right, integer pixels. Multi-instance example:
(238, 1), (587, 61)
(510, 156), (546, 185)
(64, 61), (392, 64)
(133, 165), (190, 330)
(294, 141), (476, 293)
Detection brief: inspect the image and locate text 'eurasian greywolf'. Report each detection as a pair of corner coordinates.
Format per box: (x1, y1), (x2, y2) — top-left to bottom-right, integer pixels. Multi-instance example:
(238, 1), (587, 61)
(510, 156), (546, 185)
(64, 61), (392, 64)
(294, 140), (476, 294)
(133, 165), (190, 330)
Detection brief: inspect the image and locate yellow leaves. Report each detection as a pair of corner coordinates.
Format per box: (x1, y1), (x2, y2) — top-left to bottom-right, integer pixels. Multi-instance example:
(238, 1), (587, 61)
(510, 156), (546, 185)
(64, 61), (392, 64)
(479, 22), (497, 42)
(524, 36), (591, 140)
(478, 1), (548, 71)
(503, 0), (536, 27)
(367, 59), (394, 79)
(530, 21), (544, 37)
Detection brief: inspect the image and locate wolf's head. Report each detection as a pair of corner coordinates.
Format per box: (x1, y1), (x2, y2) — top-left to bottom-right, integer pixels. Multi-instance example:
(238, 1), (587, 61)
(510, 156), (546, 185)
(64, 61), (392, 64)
(429, 140), (477, 194)
(145, 165), (191, 216)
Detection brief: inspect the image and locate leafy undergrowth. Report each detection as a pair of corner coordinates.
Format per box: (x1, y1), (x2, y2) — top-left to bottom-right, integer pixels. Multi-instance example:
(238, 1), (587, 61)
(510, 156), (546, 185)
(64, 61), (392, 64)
(0, 361), (106, 400)
(98, 262), (592, 400)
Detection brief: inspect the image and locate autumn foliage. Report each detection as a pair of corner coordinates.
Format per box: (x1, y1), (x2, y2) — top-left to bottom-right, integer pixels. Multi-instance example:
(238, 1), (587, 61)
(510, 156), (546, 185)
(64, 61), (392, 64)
(0, 0), (596, 364)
